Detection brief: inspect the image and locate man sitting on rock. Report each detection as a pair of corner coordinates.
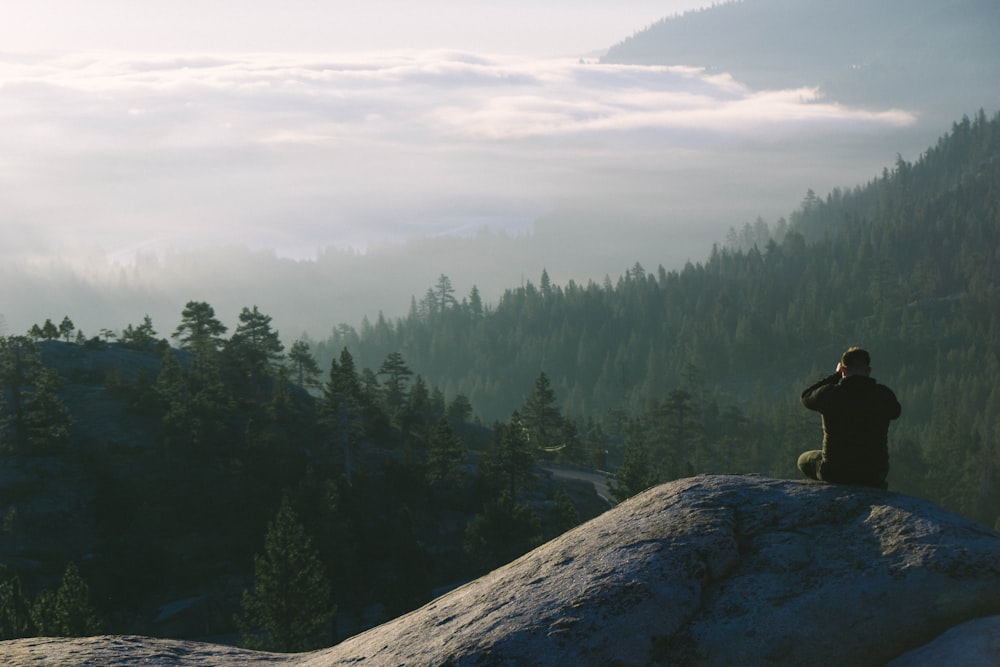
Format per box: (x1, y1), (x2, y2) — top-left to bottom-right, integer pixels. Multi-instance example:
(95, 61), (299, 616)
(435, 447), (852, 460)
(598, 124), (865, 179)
(798, 347), (901, 489)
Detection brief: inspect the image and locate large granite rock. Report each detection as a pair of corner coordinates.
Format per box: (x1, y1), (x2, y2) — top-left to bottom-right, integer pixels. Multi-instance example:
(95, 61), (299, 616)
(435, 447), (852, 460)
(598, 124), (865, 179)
(886, 615), (1000, 666)
(2, 475), (998, 666)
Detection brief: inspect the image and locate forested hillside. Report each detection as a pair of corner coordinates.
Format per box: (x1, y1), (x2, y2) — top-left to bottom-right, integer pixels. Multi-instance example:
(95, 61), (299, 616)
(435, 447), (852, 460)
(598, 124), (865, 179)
(0, 309), (605, 647)
(316, 110), (1000, 526)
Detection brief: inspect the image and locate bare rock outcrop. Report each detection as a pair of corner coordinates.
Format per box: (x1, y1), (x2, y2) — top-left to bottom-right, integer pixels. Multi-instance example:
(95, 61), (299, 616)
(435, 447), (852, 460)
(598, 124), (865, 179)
(2, 474), (998, 666)
(886, 615), (1000, 666)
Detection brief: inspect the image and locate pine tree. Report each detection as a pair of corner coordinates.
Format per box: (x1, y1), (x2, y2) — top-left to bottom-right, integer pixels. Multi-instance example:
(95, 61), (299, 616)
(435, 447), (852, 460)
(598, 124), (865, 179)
(58, 316), (75, 343)
(288, 339), (321, 388)
(155, 348), (190, 449)
(21, 368), (72, 454)
(463, 490), (542, 571)
(0, 337), (71, 455)
(468, 285), (484, 319)
(0, 569), (30, 639)
(522, 372), (565, 455)
(31, 563), (101, 637)
(650, 389), (702, 480)
(228, 305), (285, 380)
(485, 412), (536, 499)
(434, 274), (458, 312)
(322, 348), (365, 479)
(239, 497), (333, 653)
(378, 352), (413, 416)
(550, 485), (580, 536)
(375, 507), (433, 617)
(0, 336), (36, 453)
(426, 418), (467, 492)
(120, 315), (160, 351)
(172, 301), (227, 355)
(40, 319), (58, 341)
(446, 394), (474, 423)
(610, 422), (655, 502)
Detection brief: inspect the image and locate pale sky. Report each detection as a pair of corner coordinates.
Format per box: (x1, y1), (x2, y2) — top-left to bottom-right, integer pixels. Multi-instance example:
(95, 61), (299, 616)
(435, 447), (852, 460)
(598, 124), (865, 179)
(0, 1), (927, 336)
(2, 1), (707, 56)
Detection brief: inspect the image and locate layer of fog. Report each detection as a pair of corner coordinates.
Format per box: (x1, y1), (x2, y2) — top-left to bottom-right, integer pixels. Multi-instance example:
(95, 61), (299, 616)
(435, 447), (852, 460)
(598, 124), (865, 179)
(0, 49), (925, 340)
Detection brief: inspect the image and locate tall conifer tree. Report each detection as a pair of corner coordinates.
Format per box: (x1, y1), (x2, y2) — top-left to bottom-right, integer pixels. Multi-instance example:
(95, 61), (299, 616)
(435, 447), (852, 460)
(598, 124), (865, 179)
(239, 497), (333, 653)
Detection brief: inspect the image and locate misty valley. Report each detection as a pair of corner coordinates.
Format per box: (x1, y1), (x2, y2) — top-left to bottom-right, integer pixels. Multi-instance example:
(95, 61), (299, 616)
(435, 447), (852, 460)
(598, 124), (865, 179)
(1, 0), (1000, 658)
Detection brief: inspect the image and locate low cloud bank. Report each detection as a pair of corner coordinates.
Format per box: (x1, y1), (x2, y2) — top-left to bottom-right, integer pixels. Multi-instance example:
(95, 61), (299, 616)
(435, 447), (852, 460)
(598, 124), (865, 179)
(0, 50), (921, 337)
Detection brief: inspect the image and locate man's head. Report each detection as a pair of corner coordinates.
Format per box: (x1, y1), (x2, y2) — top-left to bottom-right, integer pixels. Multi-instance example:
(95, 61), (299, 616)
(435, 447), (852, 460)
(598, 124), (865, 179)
(840, 347), (871, 376)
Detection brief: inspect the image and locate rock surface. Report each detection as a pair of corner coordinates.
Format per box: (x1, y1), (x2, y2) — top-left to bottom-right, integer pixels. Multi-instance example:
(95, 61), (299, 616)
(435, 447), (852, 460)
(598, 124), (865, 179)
(886, 615), (1000, 666)
(2, 474), (999, 666)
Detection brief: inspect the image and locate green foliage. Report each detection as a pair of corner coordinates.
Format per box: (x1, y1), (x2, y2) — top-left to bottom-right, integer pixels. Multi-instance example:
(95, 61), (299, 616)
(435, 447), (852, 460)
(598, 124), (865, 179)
(41, 320), (58, 342)
(522, 372), (565, 455)
(119, 315), (161, 352)
(550, 485), (581, 536)
(2, 308), (566, 642)
(58, 317), (75, 343)
(20, 367), (72, 454)
(463, 490), (543, 572)
(321, 347), (366, 477)
(288, 339), (322, 388)
(610, 422), (655, 502)
(0, 569), (31, 639)
(239, 497), (333, 653)
(30, 563), (102, 637)
(649, 389), (702, 481)
(0, 337), (34, 453)
(480, 413), (536, 500)
(367, 506), (433, 618)
(378, 351), (413, 418)
(426, 418), (467, 493)
(154, 345), (235, 453)
(0, 337), (72, 455)
(315, 110), (1000, 527)
(172, 301), (227, 354)
(227, 305), (285, 383)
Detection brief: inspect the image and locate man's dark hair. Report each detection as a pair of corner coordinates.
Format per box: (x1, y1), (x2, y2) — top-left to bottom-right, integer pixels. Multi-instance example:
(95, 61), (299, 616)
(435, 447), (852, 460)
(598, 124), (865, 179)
(841, 347), (870, 369)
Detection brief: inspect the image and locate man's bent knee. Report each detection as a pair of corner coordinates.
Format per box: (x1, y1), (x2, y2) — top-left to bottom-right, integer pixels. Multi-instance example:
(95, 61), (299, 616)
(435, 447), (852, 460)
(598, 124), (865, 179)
(798, 450), (823, 480)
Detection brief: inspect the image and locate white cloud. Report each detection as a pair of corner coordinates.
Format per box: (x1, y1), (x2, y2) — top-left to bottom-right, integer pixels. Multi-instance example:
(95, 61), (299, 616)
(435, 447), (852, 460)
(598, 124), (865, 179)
(0, 47), (925, 337)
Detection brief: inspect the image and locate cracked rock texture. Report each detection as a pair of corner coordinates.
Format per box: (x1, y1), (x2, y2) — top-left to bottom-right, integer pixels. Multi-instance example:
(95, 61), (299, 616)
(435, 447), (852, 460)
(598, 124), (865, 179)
(2, 474), (998, 666)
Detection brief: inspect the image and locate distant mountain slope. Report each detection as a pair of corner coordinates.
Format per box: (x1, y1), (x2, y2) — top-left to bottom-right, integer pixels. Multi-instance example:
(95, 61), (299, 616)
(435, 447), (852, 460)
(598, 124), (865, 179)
(603, 0), (1000, 124)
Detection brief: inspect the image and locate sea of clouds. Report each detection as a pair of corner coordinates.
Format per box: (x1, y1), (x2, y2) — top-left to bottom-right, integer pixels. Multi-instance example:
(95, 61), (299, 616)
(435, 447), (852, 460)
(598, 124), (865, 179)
(0, 50), (915, 259)
(0, 48), (921, 336)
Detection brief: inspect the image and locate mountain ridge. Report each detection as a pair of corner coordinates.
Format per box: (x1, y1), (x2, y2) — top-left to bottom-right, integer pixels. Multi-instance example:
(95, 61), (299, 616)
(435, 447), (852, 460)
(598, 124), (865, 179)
(603, 0), (1000, 124)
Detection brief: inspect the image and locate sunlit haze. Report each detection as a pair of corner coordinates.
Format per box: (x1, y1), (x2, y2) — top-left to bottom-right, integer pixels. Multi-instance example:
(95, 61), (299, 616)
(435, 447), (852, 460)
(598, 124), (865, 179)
(3, 1), (707, 56)
(0, 1), (930, 337)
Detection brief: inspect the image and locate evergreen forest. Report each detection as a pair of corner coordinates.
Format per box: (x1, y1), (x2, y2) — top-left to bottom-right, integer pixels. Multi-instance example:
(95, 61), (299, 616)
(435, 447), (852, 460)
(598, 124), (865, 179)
(0, 110), (998, 649)
(314, 110), (1000, 525)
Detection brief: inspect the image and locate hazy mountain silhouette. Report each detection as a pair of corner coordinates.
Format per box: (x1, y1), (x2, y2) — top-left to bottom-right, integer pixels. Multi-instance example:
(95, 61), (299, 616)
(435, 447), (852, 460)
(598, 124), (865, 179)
(603, 0), (1000, 126)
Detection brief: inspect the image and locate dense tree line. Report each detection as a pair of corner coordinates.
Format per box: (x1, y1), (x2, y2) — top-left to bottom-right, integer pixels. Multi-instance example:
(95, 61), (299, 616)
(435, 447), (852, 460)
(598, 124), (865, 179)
(0, 305), (594, 648)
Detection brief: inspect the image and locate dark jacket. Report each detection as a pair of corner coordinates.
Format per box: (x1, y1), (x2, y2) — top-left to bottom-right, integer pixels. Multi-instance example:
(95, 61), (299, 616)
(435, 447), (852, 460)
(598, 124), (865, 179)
(801, 373), (901, 486)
